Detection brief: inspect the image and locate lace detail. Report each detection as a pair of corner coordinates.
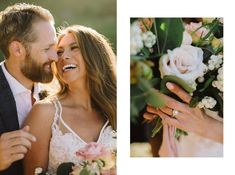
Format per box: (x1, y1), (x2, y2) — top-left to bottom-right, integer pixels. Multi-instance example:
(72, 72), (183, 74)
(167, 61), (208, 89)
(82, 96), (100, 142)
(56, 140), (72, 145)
(47, 97), (116, 174)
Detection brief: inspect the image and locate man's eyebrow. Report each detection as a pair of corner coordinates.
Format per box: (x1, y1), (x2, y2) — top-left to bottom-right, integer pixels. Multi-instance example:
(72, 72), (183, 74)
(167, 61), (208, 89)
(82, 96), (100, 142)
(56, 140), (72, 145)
(47, 43), (56, 47)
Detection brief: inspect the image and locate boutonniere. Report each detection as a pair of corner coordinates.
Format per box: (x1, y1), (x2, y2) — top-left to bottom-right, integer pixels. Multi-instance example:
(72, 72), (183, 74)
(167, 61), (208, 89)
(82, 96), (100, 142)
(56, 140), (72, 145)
(38, 90), (49, 100)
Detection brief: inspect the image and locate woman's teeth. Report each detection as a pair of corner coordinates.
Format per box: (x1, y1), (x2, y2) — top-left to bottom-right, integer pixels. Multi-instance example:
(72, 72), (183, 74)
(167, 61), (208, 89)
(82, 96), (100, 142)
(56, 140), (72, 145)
(62, 64), (77, 72)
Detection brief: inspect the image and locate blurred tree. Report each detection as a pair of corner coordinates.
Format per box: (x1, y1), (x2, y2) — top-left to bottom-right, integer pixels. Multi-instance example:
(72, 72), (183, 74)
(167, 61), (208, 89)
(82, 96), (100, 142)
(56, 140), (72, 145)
(0, 0), (116, 60)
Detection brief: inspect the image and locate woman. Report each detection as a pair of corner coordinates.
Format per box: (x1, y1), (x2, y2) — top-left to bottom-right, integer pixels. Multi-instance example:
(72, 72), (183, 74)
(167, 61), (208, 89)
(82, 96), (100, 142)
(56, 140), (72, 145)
(144, 82), (223, 157)
(23, 25), (116, 174)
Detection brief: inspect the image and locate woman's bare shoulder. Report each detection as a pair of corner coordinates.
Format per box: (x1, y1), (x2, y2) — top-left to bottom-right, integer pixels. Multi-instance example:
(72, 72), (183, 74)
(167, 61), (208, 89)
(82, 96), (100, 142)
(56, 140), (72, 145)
(24, 98), (56, 125)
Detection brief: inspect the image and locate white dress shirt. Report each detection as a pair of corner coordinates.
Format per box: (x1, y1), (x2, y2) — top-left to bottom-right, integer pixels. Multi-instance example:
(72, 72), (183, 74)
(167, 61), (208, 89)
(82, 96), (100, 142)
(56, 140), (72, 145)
(1, 62), (40, 127)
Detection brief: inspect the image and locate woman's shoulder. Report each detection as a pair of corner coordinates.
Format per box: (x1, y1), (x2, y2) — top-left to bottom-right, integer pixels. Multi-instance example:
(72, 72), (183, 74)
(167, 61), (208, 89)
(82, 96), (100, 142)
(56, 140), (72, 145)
(25, 96), (57, 123)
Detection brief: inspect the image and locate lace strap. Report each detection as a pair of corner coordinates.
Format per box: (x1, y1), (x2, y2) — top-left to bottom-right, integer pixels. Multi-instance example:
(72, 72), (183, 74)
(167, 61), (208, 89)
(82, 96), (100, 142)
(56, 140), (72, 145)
(51, 96), (62, 129)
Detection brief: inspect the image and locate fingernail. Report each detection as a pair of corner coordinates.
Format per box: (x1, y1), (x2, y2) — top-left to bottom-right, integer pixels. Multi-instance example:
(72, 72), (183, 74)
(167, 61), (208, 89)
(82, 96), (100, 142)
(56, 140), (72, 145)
(166, 82), (174, 90)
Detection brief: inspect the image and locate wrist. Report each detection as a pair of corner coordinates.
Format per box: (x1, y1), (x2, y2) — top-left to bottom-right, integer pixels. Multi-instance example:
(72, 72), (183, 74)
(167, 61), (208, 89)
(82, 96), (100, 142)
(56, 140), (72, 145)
(200, 113), (223, 143)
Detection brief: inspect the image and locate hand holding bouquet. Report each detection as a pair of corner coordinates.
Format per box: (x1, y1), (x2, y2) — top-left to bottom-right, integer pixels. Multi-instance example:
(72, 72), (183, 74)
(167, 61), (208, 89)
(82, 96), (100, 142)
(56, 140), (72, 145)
(130, 18), (223, 139)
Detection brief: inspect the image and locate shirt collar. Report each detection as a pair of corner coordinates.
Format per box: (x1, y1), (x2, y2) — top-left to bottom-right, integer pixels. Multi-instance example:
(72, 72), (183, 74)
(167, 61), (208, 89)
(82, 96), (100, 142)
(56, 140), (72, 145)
(1, 61), (41, 98)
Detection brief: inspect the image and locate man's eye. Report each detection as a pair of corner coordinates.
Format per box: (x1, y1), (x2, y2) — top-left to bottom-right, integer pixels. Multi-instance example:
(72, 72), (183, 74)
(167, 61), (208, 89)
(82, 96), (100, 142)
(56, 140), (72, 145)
(44, 48), (50, 51)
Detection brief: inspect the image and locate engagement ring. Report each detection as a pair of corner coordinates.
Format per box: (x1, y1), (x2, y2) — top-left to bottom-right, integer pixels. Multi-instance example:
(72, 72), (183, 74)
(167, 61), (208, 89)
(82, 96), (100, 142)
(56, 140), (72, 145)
(172, 109), (179, 118)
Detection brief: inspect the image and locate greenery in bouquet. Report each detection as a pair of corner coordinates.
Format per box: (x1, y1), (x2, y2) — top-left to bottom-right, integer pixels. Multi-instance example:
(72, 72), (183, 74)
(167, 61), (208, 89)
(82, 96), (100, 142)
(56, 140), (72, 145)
(130, 18), (223, 139)
(34, 143), (116, 175)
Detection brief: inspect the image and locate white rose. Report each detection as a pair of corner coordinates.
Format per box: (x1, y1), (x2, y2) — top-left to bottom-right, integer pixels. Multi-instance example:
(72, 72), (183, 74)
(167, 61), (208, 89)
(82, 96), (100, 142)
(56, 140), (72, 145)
(159, 45), (207, 89)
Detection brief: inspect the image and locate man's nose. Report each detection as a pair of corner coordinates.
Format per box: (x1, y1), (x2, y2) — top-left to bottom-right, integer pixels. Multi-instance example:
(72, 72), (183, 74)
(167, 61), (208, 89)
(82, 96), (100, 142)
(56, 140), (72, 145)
(49, 50), (58, 62)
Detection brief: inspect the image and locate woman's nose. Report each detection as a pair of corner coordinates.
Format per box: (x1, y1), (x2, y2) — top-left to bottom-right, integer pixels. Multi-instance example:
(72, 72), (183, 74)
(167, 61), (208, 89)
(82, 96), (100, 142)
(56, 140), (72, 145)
(62, 51), (71, 60)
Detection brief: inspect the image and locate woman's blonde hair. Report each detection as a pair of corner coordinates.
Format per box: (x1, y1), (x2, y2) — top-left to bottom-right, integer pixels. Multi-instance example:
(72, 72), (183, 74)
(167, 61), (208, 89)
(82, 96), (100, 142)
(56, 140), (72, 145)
(55, 25), (116, 130)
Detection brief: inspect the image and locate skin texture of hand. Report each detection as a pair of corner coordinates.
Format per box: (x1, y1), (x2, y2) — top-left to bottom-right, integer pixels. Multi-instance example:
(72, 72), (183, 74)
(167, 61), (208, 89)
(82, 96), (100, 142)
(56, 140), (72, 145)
(0, 126), (36, 170)
(144, 82), (223, 143)
(159, 122), (178, 157)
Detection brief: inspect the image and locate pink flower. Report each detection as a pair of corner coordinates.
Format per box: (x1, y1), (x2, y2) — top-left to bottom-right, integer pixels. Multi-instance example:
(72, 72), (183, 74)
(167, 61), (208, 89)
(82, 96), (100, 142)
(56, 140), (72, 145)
(185, 22), (209, 45)
(75, 142), (109, 160)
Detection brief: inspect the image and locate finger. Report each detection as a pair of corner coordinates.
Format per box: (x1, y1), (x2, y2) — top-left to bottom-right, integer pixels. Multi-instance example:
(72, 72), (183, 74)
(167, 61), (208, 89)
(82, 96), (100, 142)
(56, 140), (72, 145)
(10, 145), (28, 155)
(162, 123), (170, 145)
(1, 130), (36, 143)
(146, 105), (158, 114)
(143, 113), (157, 121)
(164, 117), (183, 131)
(166, 82), (192, 104)
(8, 137), (32, 149)
(159, 93), (190, 114)
(10, 154), (24, 163)
(159, 107), (173, 116)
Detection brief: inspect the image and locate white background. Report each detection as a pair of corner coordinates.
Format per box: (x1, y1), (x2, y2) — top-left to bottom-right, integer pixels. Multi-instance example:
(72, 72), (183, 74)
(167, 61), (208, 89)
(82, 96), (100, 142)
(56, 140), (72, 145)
(117, 0), (235, 174)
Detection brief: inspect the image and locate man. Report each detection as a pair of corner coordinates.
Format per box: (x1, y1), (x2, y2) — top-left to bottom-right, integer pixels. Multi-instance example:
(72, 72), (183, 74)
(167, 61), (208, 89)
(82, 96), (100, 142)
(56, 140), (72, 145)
(0, 3), (58, 174)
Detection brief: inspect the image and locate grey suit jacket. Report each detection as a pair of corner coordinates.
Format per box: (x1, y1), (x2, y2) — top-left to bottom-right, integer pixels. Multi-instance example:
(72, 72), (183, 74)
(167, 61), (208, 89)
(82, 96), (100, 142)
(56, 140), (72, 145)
(0, 64), (23, 175)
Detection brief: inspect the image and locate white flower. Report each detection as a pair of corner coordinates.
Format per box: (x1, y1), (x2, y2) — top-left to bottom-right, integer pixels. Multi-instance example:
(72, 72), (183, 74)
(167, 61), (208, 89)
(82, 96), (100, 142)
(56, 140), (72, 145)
(219, 18), (223, 23)
(130, 21), (144, 55)
(208, 55), (223, 70)
(182, 31), (192, 45)
(34, 167), (43, 175)
(212, 67), (223, 92)
(159, 45), (207, 89)
(198, 96), (217, 109)
(141, 31), (156, 48)
(198, 76), (205, 83)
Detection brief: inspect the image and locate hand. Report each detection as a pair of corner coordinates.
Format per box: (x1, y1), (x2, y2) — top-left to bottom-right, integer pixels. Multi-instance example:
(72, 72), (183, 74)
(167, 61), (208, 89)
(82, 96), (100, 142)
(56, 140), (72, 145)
(0, 126), (36, 170)
(159, 122), (178, 157)
(144, 82), (223, 143)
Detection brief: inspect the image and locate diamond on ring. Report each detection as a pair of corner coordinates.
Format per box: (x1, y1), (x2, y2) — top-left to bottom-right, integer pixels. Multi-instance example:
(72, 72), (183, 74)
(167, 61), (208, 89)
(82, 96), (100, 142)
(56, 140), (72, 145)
(172, 109), (179, 118)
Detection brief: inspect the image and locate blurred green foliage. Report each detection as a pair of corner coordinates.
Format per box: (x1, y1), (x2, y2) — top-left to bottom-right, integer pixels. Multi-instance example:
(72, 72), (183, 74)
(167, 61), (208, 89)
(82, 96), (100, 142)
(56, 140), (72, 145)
(0, 0), (116, 61)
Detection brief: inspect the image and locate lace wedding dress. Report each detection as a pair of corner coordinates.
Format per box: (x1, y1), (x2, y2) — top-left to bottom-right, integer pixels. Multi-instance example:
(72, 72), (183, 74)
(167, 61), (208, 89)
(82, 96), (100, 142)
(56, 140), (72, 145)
(175, 110), (223, 157)
(47, 97), (116, 174)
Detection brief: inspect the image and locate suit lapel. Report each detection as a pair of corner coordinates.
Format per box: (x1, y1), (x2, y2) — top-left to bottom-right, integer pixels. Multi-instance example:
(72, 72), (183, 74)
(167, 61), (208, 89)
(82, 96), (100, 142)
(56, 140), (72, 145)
(0, 64), (19, 134)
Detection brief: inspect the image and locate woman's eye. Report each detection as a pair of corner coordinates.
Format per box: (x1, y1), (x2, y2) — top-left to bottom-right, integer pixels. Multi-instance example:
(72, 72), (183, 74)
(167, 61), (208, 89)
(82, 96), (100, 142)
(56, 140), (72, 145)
(71, 46), (79, 50)
(57, 50), (63, 56)
(44, 48), (50, 51)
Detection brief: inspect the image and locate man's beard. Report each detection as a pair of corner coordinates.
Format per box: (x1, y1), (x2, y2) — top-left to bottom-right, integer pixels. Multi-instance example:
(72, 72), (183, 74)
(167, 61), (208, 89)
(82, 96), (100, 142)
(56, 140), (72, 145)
(21, 52), (54, 83)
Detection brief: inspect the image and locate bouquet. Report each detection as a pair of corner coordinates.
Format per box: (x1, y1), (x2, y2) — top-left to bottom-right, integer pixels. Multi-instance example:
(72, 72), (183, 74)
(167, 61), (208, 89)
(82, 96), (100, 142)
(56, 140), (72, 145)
(130, 18), (223, 139)
(35, 143), (116, 175)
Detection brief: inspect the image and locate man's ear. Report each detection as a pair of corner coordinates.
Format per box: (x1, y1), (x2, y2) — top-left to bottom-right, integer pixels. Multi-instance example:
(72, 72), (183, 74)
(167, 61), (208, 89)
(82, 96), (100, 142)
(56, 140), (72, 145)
(8, 41), (26, 57)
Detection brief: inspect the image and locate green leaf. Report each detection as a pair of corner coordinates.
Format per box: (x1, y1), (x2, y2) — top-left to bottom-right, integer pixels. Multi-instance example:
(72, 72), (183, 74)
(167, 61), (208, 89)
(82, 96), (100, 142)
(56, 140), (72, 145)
(130, 85), (146, 121)
(198, 75), (215, 92)
(56, 162), (74, 175)
(151, 117), (162, 137)
(138, 78), (165, 108)
(175, 129), (188, 140)
(189, 96), (200, 108)
(153, 18), (184, 55)
(145, 90), (165, 108)
(79, 168), (90, 175)
(141, 47), (150, 58)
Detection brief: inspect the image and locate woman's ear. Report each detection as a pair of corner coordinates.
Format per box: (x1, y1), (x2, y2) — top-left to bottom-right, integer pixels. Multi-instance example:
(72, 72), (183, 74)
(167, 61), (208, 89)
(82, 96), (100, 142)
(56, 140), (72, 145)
(8, 41), (26, 57)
